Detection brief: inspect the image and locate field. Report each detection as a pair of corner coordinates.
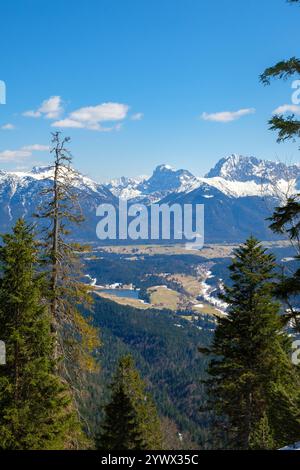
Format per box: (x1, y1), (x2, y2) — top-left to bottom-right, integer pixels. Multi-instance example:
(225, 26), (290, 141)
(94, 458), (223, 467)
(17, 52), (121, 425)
(148, 285), (181, 310)
(95, 240), (290, 258)
(87, 243), (235, 318)
(95, 290), (150, 309)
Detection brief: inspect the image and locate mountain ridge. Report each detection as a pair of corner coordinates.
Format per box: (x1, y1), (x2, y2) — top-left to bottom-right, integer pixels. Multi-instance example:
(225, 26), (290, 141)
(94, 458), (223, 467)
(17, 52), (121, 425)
(104, 154), (300, 201)
(0, 154), (297, 243)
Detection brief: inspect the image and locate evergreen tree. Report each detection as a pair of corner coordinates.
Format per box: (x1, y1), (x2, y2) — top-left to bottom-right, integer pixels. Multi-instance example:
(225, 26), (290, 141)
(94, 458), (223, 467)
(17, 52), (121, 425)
(268, 197), (300, 332)
(249, 413), (275, 450)
(260, 0), (300, 334)
(97, 384), (143, 450)
(97, 355), (163, 450)
(0, 219), (79, 449)
(205, 237), (300, 449)
(260, 1), (300, 143)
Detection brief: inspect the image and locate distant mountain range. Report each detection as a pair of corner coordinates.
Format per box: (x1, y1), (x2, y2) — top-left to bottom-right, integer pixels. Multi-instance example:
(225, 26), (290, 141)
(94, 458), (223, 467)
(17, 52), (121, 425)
(0, 154), (299, 243)
(105, 154), (300, 201)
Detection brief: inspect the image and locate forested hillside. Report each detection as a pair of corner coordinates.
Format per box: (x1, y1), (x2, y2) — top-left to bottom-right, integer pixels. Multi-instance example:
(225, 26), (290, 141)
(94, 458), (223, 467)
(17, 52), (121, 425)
(83, 297), (213, 448)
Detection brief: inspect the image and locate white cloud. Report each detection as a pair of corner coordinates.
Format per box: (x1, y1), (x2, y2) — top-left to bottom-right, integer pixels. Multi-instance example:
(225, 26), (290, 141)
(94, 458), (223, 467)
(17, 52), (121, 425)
(272, 104), (300, 115)
(0, 150), (31, 161)
(23, 96), (63, 119)
(52, 118), (85, 129)
(1, 123), (15, 130)
(22, 144), (49, 151)
(0, 144), (49, 161)
(70, 102), (128, 122)
(52, 102), (129, 131)
(131, 112), (143, 121)
(23, 110), (41, 118)
(201, 108), (255, 123)
(38, 96), (63, 119)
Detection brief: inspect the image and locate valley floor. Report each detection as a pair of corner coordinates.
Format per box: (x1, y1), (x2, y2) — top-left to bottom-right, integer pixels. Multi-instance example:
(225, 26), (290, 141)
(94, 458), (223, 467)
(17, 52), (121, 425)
(91, 240), (290, 319)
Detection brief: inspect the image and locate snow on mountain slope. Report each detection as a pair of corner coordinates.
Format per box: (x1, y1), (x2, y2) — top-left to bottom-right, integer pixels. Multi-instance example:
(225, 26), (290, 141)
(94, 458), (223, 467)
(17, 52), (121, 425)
(7, 165), (110, 196)
(139, 164), (197, 194)
(205, 153), (300, 183)
(105, 156), (300, 201)
(279, 441), (300, 450)
(105, 175), (147, 199)
(105, 164), (200, 202)
(9, 166), (54, 180)
(0, 154), (297, 243)
(0, 166), (117, 235)
(3, 154), (297, 204)
(200, 154), (299, 199)
(199, 176), (296, 199)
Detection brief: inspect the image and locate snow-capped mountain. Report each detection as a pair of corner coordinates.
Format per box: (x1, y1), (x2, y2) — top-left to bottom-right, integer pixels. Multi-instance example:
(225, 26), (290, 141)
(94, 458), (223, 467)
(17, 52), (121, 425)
(202, 154), (300, 199)
(138, 164), (197, 196)
(101, 155), (300, 242)
(0, 165), (116, 240)
(105, 175), (147, 200)
(0, 154), (298, 243)
(205, 154), (300, 183)
(105, 155), (300, 202)
(104, 164), (199, 201)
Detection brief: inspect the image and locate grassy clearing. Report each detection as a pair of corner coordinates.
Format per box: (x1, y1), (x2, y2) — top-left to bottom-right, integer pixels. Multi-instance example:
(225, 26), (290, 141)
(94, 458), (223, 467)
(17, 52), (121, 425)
(95, 291), (150, 309)
(96, 240), (289, 260)
(148, 286), (181, 310)
(168, 274), (203, 297)
(97, 243), (236, 259)
(192, 302), (224, 317)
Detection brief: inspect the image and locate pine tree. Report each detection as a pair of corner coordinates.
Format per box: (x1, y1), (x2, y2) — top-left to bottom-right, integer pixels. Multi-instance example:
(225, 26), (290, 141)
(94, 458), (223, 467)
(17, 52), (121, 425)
(267, 197), (300, 332)
(97, 384), (143, 450)
(249, 413), (275, 450)
(96, 355), (163, 450)
(259, 0), (300, 334)
(205, 237), (300, 449)
(259, 0), (300, 333)
(260, 1), (300, 144)
(0, 219), (79, 449)
(35, 132), (100, 393)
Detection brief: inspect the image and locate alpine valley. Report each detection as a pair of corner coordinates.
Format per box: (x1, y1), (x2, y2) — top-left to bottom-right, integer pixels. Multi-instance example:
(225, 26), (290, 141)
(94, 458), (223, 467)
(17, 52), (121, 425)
(1, 153), (299, 448)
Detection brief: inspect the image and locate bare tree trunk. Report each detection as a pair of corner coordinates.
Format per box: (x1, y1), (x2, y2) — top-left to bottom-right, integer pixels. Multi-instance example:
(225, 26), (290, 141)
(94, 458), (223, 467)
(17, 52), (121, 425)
(14, 307), (20, 401)
(37, 131), (99, 380)
(50, 152), (60, 361)
(243, 390), (252, 449)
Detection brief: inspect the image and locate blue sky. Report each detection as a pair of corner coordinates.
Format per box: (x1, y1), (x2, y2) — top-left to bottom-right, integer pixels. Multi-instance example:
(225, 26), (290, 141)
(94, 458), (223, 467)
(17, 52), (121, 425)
(0, 0), (299, 181)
